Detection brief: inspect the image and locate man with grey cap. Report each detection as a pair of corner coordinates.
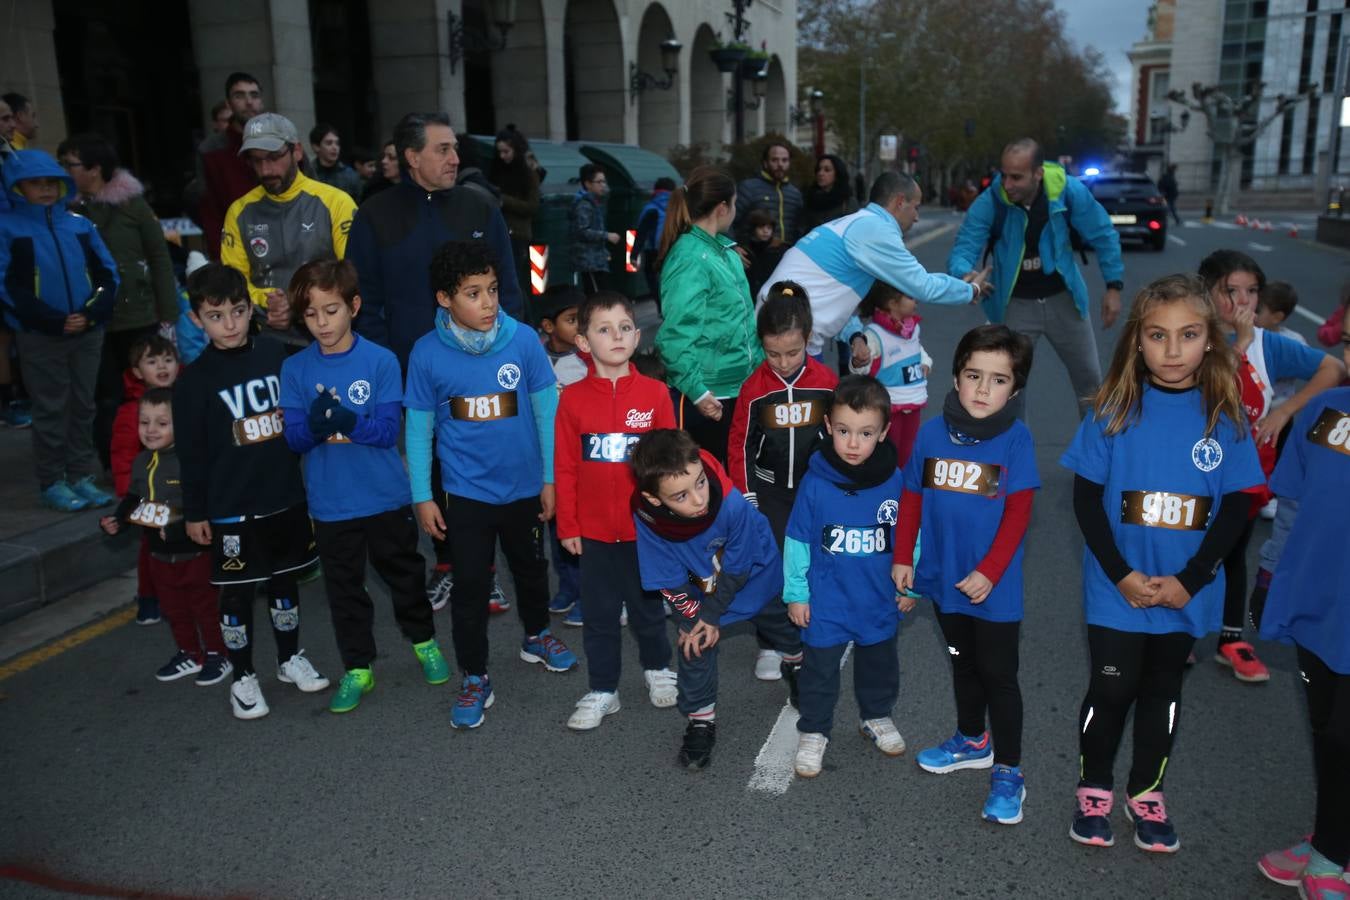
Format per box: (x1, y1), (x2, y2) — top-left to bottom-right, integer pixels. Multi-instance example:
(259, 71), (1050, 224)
(221, 112), (357, 338)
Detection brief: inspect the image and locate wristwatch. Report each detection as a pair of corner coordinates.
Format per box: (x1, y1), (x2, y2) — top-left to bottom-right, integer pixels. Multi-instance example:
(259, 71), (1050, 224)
(1105, 280), (1124, 291)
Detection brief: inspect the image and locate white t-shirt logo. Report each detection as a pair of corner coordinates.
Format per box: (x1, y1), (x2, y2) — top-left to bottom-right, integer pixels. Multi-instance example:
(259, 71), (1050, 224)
(625, 408), (654, 428)
(347, 380), (371, 405)
(1191, 437), (1223, 472)
(497, 364), (521, 390)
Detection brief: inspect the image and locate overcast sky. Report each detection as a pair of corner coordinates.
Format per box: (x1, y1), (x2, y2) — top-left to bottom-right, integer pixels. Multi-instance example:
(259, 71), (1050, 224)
(1060, 0), (1154, 114)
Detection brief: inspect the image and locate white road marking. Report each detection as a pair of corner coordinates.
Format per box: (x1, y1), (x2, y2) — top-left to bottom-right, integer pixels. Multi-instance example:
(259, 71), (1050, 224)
(1247, 241), (1273, 252)
(1167, 234), (1187, 246)
(906, 222), (957, 250)
(1211, 221), (1241, 230)
(1183, 220), (1204, 228)
(1292, 305), (1325, 325)
(746, 642), (854, 795)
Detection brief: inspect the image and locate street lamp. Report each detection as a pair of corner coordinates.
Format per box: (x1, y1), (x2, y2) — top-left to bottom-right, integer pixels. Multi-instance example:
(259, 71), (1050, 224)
(447, 0), (517, 74)
(630, 38), (682, 105)
(790, 88), (826, 157)
(727, 69), (768, 113)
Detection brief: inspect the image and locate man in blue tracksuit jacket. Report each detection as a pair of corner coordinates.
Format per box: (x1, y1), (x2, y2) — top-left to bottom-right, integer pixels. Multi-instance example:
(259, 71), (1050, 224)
(948, 138), (1123, 418)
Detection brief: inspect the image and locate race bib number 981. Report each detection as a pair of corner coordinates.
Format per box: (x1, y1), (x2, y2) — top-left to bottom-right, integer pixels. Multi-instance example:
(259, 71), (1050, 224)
(1307, 407), (1350, 457)
(1120, 490), (1212, 531)
(582, 433), (639, 463)
(231, 410), (284, 446)
(821, 525), (889, 556)
(922, 457), (1001, 497)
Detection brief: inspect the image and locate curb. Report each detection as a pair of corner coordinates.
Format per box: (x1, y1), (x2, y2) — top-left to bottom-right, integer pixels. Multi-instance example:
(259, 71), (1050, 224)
(0, 511), (137, 624)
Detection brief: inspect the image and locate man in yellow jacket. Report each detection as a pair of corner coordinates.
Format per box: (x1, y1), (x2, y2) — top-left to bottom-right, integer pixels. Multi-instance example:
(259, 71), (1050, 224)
(221, 113), (356, 342)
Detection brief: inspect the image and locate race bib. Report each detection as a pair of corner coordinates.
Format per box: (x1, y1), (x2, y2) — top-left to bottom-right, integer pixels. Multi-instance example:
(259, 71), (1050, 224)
(1120, 490), (1212, 531)
(231, 410), (284, 446)
(821, 525), (890, 556)
(326, 432), (351, 444)
(922, 457), (1001, 497)
(582, 433), (639, 463)
(760, 400), (824, 430)
(450, 392), (518, 421)
(900, 362), (925, 385)
(129, 501), (173, 528)
(1307, 407), (1350, 458)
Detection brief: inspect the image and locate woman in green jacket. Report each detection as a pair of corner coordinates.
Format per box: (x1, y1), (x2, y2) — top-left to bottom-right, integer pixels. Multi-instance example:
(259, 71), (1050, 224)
(57, 133), (177, 468)
(656, 166), (762, 463)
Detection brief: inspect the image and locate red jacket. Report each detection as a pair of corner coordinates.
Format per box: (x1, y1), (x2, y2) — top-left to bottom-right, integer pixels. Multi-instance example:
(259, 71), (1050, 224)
(555, 370), (676, 542)
(727, 357), (838, 499)
(198, 127), (256, 259)
(111, 369), (146, 496)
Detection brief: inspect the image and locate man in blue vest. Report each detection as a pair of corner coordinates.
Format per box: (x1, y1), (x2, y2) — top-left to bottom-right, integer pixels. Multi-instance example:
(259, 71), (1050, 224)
(948, 138), (1123, 418)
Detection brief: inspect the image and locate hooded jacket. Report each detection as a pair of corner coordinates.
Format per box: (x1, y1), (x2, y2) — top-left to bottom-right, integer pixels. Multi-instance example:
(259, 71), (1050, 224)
(0, 150), (119, 334)
(75, 169), (178, 331)
(569, 189), (611, 273)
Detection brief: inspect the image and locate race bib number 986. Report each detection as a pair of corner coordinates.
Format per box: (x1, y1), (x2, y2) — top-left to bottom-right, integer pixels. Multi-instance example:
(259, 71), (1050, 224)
(232, 410), (284, 446)
(822, 525), (889, 556)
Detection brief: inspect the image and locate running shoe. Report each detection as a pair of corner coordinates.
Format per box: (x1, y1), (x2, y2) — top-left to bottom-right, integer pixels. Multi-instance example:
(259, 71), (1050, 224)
(488, 577), (511, 614)
(859, 717), (906, 756)
(41, 481), (89, 512)
(230, 673), (269, 720)
(563, 602), (584, 627)
(278, 651), (330, 692)
(677, 720), (716, 770)
(1069, 784), (1115, 847)
(916, 730), (994, 774)
(1259, 837), (1313, 886)
(155, 650), (201, 682)
(70, 476), (114, 508)
(567, 690), (620, 730)
(426, 566), (452, 611)
(329, 668), (374, 714)
(451, 674), (494, 729)
(644, 668), (678, 708)
(413, 639), (450, 685)
(3, 401), (31, 428)
(983, 765), (1026, 825)
(1300, 874), (1350, 900)
(134, 595), (161, 625)
(1125, 791), (1180, 853)
(754, 649), (783, 681)
(1215, 640), (1271, 683)
(548, 593), (576, 614)
(795, 732), (828, 778)
(195, 653), (232, 686)
(519, 629), (577, 672)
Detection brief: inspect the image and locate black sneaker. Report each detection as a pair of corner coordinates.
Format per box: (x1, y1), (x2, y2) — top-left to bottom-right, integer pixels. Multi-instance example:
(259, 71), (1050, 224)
(781, 659), (802, 709)
(155, 650), (201, 682)
(135, 595), (161, 625)
(677, 720), (716, 770)
(195, 653), (233, 686)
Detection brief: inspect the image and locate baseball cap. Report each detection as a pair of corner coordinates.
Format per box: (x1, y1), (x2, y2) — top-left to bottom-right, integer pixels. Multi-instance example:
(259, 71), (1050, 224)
(238, 113), (299, 155)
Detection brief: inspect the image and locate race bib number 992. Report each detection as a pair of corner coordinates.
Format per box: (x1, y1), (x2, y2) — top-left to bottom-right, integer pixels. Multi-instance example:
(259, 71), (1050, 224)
(922, 457), (1001, 497)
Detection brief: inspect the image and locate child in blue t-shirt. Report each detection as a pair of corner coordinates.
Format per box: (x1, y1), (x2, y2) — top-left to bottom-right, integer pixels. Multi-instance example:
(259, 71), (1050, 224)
(1061, 273), (1263, 854)
(280, 259), (449, 714)
(631, 428), (802, 770)
(1253, 387), (1350, 893)
(783, 376), (905, 778)
(893, 324), (1039, 825)
(404, 241), (577, 729)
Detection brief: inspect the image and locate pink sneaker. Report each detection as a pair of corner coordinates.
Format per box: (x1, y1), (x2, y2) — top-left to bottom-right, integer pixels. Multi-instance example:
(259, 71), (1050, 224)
(1259, 838), (1312, 886)
(1124, 791), (1180, 853)
(1299, 873), (1350, 900)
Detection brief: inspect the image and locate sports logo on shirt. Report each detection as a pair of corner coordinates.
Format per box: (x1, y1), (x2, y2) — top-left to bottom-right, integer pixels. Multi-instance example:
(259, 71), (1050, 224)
(1191, 437), (1223, 472)
(497, 364), (521, 390)
(625, 408), (655, 428)
(249, 237), (269, 258)
(223, 534), (241, 558)
(347, 380), (371, 405)
(877, 499), (898, 525)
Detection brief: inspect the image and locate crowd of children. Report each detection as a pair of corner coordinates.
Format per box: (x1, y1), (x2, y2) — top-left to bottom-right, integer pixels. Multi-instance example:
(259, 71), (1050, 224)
(5, 140), (1349, 891)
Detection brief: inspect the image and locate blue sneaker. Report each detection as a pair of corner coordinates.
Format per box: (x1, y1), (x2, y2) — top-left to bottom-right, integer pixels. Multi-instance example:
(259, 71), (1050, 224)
(1070, 784), (1116, 847)
(519, 629), (578, 672)
(3, 401), (31, 428)
(69, 476), (114, 508)
(41, 481), (89, 512)
(916, 730), (994, 774)
(549, 593), (577, 614)
(563, 603), (583, 627)
(1125, 791), (1180, 853)
(983, 765), (1026, 825)
(451, 675), (494, 729)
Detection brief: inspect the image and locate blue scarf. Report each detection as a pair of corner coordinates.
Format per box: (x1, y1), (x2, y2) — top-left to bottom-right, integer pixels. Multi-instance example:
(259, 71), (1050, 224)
(438, 307), (501, 355)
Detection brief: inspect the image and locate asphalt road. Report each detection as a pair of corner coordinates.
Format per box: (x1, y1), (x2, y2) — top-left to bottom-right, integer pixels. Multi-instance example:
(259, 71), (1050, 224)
(2, 212), (1345, 900)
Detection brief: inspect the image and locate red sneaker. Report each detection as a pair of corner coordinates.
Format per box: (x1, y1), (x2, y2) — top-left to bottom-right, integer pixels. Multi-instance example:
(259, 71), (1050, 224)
(1215, 641), (1270, 683)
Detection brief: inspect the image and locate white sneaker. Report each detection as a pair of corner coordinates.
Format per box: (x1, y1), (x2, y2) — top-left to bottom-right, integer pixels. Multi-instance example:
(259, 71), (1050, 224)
(230, 673), (270, 720)
(795, 732), (829, 777)
(567, 691), (621, 730)
(754, 649), (783, 681)
(1259, 497), (1278, 520)
(860, 717), (906, 756)
(278, 651), (330, 693)
(619, 604), (628, 626)
(644, 668), (678, 708)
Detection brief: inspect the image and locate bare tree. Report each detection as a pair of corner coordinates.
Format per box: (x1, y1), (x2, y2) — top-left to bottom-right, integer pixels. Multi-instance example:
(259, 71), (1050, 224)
(1167, 81), (1316, 215)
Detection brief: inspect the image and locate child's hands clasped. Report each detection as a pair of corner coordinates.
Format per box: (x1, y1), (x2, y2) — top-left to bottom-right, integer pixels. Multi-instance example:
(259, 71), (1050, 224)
(1144, 575), (1192, 610)
(787, 602), (810, 628)
(307, 384), (344, 437)
(955, 570), (993, 604)
(1116, 570), (1159, 608)
(678, 620), (720, 659)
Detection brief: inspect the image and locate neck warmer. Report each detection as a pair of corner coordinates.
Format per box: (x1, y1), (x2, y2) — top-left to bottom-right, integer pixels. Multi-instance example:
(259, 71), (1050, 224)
(820, 438), (898, 491)
(630, 468), (724, 543)
(439, 307), (501, 355)
(872, 309), (920, 339)
(942, 388), (1018, 445)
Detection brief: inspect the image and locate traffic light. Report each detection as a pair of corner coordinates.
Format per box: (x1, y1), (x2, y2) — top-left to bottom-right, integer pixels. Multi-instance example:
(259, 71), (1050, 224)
(907, 146), (920, 162)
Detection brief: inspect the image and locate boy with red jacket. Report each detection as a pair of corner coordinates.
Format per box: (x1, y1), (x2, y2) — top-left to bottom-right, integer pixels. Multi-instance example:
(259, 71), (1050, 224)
(555, 292), (677, 730)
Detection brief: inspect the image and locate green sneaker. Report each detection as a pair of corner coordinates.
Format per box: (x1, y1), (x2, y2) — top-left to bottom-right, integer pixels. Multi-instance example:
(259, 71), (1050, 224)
(329, 668), (374, 713)
(413, 639), (450, 685)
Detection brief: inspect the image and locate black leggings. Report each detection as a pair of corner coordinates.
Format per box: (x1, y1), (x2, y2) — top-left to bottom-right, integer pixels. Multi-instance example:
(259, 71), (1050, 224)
(936, 611), (1023, 766)
(1299, 643), (1350, 867)
(677, 393), (737, 467)
(1078, 626), (1194, 797)
(218, 575), (301, 680)
(1220, 510), (1259, 637)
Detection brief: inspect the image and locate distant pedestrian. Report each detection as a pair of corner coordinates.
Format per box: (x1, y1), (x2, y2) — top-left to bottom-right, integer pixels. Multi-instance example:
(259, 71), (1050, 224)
(489, 124), (540, 304)
(570, 163), (619, 295)
(308, 123), (363, 201)
(197, 72), (266, 258)
(801, 154), (855, 232)
(2, 93), (37, 149)
(633, 177), (675, 307)
(1158, 164), (1181, 226)
(733, 140), (803, 244)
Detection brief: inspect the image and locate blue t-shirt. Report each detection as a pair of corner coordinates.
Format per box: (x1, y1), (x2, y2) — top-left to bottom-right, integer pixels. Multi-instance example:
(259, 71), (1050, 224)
(786, 450), (904, 647)
(404, 318), (555, 504)
(902, 416), (1040, 622)
(1251, 328), (1326, 383)
(279, 335), (411, 522)
(1260, 387), (1350, 673)
(1060, 385), (1264, 637)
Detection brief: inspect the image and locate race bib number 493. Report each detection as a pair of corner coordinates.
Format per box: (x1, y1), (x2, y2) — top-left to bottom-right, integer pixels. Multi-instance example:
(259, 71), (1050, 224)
(129, 502), (173, 527)
(821, 525), (889, 556)
(1307, 407), (1350, 457)
(231, 410), (284, 446)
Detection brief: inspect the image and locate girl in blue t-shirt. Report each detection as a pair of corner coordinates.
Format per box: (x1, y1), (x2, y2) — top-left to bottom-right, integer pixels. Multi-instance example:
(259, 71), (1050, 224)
(892, 324), (1039, 827)
(1060, 274), (1263, 854)
(1197, 250), (1345, 683)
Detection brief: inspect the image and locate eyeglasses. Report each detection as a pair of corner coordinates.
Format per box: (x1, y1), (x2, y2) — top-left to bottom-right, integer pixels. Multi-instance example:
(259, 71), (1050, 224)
(59, 159), (86, 170)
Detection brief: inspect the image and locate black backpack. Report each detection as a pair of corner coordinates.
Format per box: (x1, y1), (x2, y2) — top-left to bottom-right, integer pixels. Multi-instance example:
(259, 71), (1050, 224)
(981, 187), (1090, 268)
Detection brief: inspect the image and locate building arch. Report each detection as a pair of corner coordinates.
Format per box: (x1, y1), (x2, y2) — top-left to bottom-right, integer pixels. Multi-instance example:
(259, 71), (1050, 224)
(688, 23), (723, 152)
(564, 0), (624, 141)
(634, 2), (679, 155)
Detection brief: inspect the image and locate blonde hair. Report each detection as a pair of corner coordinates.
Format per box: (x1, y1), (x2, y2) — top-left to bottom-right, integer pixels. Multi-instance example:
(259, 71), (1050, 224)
(1091, 273), (1245, 438)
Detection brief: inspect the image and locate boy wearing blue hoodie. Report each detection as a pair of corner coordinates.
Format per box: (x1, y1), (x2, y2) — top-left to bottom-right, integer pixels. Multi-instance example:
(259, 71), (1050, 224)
(404, 240), (577, 730)
(0, 150), (118, 510)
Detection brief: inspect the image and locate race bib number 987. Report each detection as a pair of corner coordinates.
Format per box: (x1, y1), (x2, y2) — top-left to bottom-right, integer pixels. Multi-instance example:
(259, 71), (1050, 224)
(232, 410), (284, 446)
(583, 433), (639, 463)
(821, 525), (889, 556)
(1120, 490), (1212, 531)
(761, 401), (823, 430)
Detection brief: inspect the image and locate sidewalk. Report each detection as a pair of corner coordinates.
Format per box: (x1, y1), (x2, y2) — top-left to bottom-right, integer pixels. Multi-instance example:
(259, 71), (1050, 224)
(0, 425), (136, 624)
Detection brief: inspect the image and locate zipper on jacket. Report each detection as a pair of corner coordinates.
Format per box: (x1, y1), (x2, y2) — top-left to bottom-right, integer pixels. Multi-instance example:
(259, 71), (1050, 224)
(785, 380), (795, 490)
(147, 451), (160, 501)
(48, 206), (78, 315)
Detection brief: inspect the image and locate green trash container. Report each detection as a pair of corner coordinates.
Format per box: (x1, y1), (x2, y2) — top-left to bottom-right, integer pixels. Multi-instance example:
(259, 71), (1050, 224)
(573, 142), (682, 300)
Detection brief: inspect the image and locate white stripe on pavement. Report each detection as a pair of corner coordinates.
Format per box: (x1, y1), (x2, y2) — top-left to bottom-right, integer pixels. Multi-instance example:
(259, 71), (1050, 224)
(1292, 305), (1325, 325)
(747, 642), (853, 795)
(1168, 234), (1187, 246)
(1248, 241), (1273, 252)
(906, 222), (957, 250)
